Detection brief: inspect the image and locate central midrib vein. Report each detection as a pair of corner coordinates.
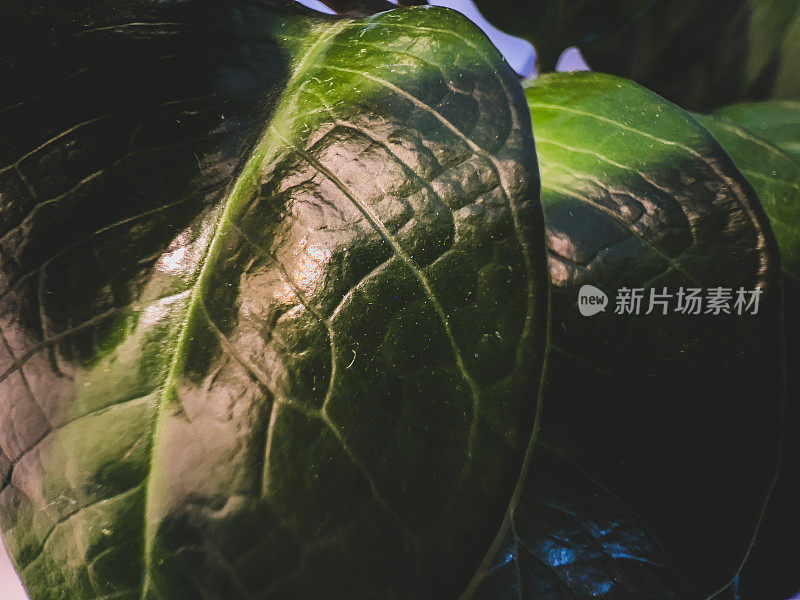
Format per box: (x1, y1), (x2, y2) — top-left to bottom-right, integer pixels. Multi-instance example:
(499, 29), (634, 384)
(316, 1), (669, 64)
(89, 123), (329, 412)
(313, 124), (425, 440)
(137, 20), (351, 598)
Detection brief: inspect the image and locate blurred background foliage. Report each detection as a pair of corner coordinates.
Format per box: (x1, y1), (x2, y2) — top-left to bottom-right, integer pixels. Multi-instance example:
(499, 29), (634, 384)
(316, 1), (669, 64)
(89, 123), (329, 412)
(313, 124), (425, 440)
(474, 0), (800, 110)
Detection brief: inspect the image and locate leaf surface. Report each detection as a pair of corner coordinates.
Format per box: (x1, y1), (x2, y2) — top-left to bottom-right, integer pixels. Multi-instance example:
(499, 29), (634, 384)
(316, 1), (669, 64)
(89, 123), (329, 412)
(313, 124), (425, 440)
(467, 72), (784, 599)
(467, 444), (687, 600)
(713, 100), (800, 163)
(696, 109), (800, 600)
(0, 5), (548, 599)
(697, 112), (800, 280)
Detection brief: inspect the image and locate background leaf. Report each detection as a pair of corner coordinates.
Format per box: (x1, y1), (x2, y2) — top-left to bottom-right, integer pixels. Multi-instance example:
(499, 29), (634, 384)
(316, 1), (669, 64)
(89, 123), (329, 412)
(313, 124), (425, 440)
(713, 101), (800, 163)
(472, 0), (800, 110)
(466, 72), (785, 599)
(696, 111), (800, 279)
(579, 0), (800, 110)
(466, 443), (687, 599)
(466, 0), (651, 72)
(695, 109), (800, 600)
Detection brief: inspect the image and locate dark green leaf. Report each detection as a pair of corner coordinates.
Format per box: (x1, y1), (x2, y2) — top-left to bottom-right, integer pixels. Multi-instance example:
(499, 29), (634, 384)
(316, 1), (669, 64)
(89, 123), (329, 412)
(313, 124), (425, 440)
(694, 109), (800, 600)
(749, 1), (800, 100)
(473, 0), (800, 110)
(466, 444), (687, 599)
(468, 72), (784, 599)
(468, 0), (650, 71)
(580, 0), (751, 109)
(0, 5), (548, 599)
(713, 100), (800, 163)
(742, 1), (800, 98)
(696, 112), (800, 280)
(317, 0), (399, 15)
(578, 0), (800, 110)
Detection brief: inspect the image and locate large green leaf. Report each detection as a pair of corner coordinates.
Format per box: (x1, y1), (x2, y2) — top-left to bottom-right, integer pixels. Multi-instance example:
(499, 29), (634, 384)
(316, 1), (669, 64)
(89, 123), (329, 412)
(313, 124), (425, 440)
(694, 109), (800, 600)
(0, 4), (549, 599)
(467, 72), (784, 599)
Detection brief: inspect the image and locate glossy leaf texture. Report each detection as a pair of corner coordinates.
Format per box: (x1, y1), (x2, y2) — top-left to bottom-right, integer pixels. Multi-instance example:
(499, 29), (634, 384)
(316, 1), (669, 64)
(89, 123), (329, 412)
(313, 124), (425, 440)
(0, 0), (306, 596)
(0, 4), (549, 599)
(465, 443), (687, 600)
(473, 0), (800, 110)
(713, 100), (800, 163)
(467, 72), (785, 599)
(696, 109), (800, 600)
(696, 112), (800, 280)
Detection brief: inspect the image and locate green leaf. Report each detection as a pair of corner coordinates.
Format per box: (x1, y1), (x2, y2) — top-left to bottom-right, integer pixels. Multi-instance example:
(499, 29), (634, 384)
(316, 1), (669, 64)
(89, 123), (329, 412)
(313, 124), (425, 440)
(695, 112), (800, 280)
(467, 72), (784, 598)
(713, 100), (800, 163)
(694, 108), (800, 600)
(0, 5), (549, 599)
(466, 444), (686, 599)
